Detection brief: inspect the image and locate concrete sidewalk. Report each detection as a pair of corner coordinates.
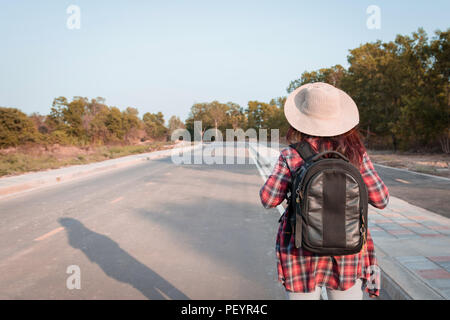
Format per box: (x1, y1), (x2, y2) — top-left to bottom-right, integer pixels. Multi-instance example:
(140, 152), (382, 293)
(250, 142), (450, 300)
(0, 143), (197, 199)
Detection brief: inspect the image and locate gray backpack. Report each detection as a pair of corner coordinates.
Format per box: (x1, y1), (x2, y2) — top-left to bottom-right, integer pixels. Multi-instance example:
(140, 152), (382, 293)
(286, 141), (368, 255)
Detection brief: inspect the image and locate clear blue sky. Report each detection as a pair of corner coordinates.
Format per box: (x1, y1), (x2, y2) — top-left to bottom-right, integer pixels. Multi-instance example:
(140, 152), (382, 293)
(0, 0), (449, 121)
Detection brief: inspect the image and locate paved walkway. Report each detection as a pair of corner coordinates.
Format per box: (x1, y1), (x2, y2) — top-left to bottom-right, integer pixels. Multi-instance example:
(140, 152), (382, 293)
(369, 198), (450, 299)
(250, 143), (450, 300)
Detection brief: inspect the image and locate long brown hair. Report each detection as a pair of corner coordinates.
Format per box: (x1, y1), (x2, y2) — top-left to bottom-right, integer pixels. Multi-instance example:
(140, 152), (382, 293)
(286, 126), (366, 167)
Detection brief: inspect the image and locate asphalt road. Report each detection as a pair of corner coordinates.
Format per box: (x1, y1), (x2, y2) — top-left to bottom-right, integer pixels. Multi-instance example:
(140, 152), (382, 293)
(373, 164), (450, 218)
(0, 146), (284, 299)
(0, 144), (447, 300)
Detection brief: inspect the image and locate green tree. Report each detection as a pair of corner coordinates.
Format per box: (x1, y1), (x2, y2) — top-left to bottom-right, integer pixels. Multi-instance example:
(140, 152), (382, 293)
(269, 97), (289, 137)
(46, 96), (89, 144)
(245, 101), (286, 139)
(46, 96), (68, 131)
(0, 107), (40, 148)
(105, 107), (125, 140)
(226, 102), (246, 130)
(287, 65), (346, 93)
(208, 101), (229, 138)
(89, 105), (111, 143)
(423, 29), (449, 152)
(143, 112), (167, 140)
(185, 101), (245, 140)
(122, 107), (143, 142)
(167, 116), (185, 136)
(185, 103), (214, 140)
(341, 40), (402, 149)
(342, 28), (449, 152)
(84, 98), (110, 144)
(63, 97), (89, 141)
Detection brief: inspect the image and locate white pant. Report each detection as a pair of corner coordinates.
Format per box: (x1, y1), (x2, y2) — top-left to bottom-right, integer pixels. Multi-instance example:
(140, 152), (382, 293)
(285, 279), (363, 300)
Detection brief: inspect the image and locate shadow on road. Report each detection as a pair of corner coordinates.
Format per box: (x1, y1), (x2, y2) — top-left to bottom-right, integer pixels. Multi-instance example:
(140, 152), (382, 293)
(58, 217), (189, 300)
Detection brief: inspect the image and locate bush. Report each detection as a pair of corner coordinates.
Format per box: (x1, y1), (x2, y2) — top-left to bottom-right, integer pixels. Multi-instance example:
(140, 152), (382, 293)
(0, 107), (40, 148)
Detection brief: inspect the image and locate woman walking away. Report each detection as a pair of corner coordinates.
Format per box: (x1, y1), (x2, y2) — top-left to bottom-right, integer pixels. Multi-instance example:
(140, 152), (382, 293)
(260, 82), (389, 300)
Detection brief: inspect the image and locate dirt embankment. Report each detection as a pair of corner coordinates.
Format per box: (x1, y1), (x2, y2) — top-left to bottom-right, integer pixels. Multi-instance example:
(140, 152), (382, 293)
(368, 151), (450, 178)
(0, 141), (177, 177)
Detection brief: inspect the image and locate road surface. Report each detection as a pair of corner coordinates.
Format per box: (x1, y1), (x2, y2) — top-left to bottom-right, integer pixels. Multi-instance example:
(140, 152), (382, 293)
(373, 164), (450, 219)
(0, 146), (284, 299)
(0, 144), (448, 299)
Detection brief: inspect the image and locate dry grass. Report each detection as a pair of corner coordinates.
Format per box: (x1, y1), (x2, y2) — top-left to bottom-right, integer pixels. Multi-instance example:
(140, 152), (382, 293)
(0, 141), (175, 177)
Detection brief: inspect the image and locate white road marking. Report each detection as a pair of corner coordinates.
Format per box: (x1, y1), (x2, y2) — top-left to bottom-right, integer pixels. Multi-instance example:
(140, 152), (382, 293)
(110, 196), (124, 204)
(395, 178), (411, 184)
(248, 145), (285, 216)
(0, 247), (36, 267)
(34, 227), (64, 241)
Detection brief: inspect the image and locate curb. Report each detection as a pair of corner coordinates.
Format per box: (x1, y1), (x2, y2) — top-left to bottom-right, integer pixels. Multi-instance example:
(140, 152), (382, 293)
(375, 245), (445, 300)
(379, 266), (411, 300)
(373, 163), (450, 182)
(0, 144), (196, 199)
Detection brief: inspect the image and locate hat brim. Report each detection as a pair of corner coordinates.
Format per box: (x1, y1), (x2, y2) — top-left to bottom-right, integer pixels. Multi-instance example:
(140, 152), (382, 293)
(284, 84), (359, 137)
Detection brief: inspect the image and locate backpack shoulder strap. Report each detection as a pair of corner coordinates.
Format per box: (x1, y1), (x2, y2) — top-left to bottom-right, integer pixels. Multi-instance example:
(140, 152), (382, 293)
(289, 141), (316, 163)
(287, 141), (317, 248)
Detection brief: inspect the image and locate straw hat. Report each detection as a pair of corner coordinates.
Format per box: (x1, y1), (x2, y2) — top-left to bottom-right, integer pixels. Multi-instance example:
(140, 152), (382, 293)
(284, 82), (359, 137)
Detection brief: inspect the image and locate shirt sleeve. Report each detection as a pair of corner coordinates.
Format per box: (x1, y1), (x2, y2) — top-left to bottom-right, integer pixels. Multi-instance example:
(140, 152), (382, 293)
(259, 154), (291, 209)
(360, 152), (389, 209)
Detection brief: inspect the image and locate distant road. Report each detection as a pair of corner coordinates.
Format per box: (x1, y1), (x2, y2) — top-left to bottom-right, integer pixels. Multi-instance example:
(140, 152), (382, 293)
(373, 164), (450, 218)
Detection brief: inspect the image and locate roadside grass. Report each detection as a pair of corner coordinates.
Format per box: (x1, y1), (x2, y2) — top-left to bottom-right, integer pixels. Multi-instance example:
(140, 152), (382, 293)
(0, 142), (174, 177)
(413, 165), (439, 175)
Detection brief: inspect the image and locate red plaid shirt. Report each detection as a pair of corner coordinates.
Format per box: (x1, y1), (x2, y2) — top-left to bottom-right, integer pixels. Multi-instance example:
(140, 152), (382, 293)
(259, 138), (389, 296)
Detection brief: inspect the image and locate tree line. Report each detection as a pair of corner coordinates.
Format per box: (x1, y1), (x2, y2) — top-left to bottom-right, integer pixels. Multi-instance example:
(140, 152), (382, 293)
(184, 99), (287, 141)
(0, 96), (184, 148)
(287, 28), (449, 152)
(1, 28), (448, 152)
(185, 28), (449, 153)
